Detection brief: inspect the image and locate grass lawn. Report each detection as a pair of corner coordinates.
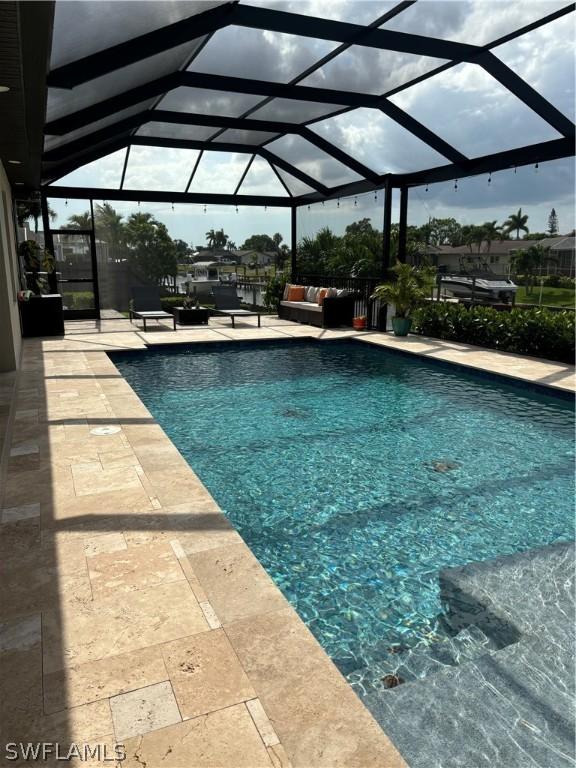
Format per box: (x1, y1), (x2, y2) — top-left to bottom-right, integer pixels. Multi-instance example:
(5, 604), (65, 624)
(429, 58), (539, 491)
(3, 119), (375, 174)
(516, 286), (575, 308)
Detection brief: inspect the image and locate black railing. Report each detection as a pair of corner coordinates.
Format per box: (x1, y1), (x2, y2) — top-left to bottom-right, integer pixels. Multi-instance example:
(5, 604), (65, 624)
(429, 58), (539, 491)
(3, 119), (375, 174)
(294, 274), (387, 330)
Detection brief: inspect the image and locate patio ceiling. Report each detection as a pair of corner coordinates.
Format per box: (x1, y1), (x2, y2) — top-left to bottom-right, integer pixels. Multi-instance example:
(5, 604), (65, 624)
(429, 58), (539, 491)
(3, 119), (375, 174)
(41, 0), (575, 206)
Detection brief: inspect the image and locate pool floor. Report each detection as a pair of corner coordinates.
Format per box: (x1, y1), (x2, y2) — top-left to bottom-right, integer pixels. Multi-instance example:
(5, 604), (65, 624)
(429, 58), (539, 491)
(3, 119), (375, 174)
(110, 340), (575, 693)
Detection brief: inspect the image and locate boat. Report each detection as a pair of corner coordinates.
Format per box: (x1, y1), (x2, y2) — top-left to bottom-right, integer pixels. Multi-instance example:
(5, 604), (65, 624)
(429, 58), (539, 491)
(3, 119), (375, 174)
(439, 274), (518, 303)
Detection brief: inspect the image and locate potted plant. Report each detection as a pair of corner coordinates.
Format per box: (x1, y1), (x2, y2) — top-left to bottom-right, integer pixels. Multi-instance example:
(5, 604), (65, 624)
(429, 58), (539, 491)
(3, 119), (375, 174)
(17, 240), (64, 337)
(371, 262), (435, 336)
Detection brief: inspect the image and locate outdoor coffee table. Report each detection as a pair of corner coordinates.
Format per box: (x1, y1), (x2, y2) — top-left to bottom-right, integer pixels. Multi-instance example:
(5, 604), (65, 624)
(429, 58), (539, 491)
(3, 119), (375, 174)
(209, 308), (261, 328)
(131, 310), (176, 331)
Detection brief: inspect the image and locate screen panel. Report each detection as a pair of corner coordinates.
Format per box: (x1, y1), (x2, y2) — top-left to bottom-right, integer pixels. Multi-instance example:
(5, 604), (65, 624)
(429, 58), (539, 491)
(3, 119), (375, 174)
(301, 47), (448, 96)
(266, 135), (363, 187)
(157, 87), (264, 116)
(381, 0), (569, 46)
(50, 1), (225, 67)
(136, 123), (217, 141)
(50, 148), (127, 188)
(188, 25), (339, 83)
(123, 146), (200, 191)
(249, 98), (347, 124)
(211, 129), (279, 145)
(237, 157), (289, 196)
(310, 108), (447, 174)
(187, 151), (252, 193)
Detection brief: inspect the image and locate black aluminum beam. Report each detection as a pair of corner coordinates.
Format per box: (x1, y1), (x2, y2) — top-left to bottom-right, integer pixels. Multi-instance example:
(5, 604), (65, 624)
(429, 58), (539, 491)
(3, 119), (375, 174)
(47, 2), (481, 90)
(234, 154), (256, 195)
(300, 127), (380, 184)
(230, 5), (481, 61)
(398, 186), (408, 262)
(268, 161), (293, 197)
(397, 136), (575, 187)
(44, 186), (294, 208)
(478, 52), (575, 139)
(259, 147), (329, 195)
(47, 3), (238, 88)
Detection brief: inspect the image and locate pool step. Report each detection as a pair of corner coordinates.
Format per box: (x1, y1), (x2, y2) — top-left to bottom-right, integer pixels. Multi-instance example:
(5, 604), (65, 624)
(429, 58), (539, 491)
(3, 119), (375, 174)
(345, 623), (498, 696)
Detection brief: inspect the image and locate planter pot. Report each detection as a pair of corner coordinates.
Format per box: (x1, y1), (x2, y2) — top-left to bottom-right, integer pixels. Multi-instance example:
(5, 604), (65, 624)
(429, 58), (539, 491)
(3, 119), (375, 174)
(19, 294), (64, 337)
(391, 316), (412, 336)
(352, 317), (367, 330)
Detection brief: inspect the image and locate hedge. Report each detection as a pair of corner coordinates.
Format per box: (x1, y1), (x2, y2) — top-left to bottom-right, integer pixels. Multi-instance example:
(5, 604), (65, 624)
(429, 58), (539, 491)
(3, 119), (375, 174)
(62, 291), (94, 310)
(412, 303), (575, 364)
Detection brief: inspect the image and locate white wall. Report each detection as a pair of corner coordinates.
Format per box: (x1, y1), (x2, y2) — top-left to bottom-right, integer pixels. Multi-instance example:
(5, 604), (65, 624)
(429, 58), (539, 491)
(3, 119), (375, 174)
(0, 162), (22, 371)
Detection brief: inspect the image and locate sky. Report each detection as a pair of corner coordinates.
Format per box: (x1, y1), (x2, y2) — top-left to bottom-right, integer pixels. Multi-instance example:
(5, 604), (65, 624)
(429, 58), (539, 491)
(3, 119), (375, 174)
(47, 0), (575, 247)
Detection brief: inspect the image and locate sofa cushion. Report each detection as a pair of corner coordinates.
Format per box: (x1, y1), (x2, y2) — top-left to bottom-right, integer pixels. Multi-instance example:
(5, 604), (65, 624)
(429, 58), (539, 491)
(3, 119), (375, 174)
(280, 300), (322, 312)
(305, 286), (319, 303)
(326, 287), (338, 298)
(283, 283), (292, 300)
(317, 288), (328, 306)
(287, 285), (306, 301)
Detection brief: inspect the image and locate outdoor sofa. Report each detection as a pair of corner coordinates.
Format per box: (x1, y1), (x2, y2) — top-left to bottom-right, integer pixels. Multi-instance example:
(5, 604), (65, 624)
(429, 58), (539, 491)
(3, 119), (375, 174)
(278, 284), (355, 328)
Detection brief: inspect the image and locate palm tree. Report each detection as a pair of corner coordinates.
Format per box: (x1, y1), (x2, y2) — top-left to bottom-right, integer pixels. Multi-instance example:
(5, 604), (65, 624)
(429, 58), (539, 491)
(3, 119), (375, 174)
(504, 208), (529, 240)
(94, 203), (125, 255)
(16, 199), (56, 232)
(67, 211), (92, 229)
(482, 221), (503, 253)
(205, 228), (217, 249)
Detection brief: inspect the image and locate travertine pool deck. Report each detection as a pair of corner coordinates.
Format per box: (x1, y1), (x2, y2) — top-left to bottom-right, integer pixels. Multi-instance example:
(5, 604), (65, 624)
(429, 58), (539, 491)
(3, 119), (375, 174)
(0, 316), (573, 767)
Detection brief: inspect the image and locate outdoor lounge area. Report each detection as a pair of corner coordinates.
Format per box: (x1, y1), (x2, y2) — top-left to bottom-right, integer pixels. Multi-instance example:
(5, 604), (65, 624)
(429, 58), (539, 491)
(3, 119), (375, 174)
(0, 2), (575, 767)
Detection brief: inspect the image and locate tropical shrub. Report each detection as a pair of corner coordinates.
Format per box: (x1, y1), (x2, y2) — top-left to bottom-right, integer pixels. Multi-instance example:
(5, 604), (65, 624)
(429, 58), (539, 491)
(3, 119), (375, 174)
(62, 291), (94, 310)
(371, 263), (436, 318)
(262, 274), (287, 311)
(412, 303), (575, 363)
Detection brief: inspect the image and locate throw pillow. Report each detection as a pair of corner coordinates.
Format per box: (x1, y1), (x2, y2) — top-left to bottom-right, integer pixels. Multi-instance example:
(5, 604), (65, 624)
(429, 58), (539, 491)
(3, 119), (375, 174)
(287, 285), (306, 302)
(305, 286), (319, 303)
(317, 288), (328, 306)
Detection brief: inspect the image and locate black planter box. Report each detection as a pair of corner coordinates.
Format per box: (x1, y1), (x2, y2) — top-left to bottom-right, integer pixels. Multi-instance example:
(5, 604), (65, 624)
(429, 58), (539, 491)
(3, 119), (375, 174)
(173, 307), (209, 326)
(19, 294), (65, 337)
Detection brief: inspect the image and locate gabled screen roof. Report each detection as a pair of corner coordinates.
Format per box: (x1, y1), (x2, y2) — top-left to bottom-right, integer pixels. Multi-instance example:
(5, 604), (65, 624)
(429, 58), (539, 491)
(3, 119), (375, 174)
(43, 0), (575, 206)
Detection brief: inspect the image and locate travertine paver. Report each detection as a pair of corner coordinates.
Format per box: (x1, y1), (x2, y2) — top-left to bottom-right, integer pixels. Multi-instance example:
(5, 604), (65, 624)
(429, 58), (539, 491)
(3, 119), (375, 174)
(121, 703), (275, 767)
(110, 681), (181, 740)
(188, 543), (290, 625)
(43, 645), (168, 714)
(2, 317), (570, 767)
(161, 629), (256, 719)
(86, 540), (185, 599)
(43, 581), (209, 673)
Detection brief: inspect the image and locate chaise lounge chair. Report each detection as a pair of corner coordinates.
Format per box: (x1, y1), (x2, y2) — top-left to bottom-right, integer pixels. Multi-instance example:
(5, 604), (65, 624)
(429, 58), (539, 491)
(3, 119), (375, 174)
(129, 286), (176, 331)
(209, 286), (261, 328)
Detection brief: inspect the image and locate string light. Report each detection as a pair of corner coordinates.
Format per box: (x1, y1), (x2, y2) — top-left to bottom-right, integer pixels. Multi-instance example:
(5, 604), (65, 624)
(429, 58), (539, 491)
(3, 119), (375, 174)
(535, 162), (539, 173)
(337, 198), (340, 208)
(425, 183), (429, 193)
(137, 200), (141, 207)
(203, 205), (207, 214)
(321, 201), (325, 206)
(307, 205), (310, 211)
(374, 190), (378, 202)
(65, 199), (68, 206)
(454, 179), (458, 191)
(514, 166), (517, 174)
(488, 172), (492, 186)
(354, 196), (358, 207)
(235, 205), (238, 213)
(171, 202), (174, 211)
(264, 205), (267, 211)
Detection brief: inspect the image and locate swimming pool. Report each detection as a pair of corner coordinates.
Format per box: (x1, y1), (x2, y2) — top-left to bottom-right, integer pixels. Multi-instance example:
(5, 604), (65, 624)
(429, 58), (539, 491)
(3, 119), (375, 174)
(110, 340), (575, 692)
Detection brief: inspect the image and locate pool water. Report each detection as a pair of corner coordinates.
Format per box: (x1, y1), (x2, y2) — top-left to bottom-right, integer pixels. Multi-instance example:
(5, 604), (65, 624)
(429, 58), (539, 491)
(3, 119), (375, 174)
(110, 340), (575, 689)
